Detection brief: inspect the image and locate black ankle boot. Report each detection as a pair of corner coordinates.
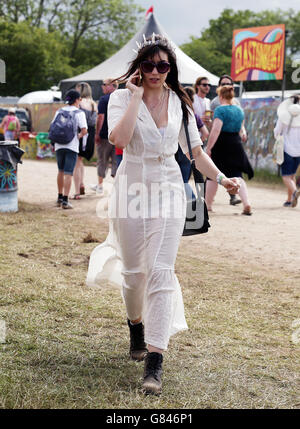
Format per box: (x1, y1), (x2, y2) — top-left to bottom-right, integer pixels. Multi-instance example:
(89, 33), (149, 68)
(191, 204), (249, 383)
(230, 194), (242, 205)
(127, 319), (148, 361)
(142, 352), (163, 395)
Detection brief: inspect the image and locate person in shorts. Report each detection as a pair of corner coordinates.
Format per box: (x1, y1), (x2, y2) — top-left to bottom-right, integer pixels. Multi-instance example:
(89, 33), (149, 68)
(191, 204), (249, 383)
(90, 79), (118, 195)
(274, 95), (300, 207)
(53, 90), (87, 209)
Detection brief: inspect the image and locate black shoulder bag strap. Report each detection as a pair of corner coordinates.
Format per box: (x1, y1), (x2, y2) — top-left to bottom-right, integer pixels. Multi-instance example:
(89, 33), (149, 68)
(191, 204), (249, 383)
(182, 115), (210, 234)
(182, 116), (205, 187)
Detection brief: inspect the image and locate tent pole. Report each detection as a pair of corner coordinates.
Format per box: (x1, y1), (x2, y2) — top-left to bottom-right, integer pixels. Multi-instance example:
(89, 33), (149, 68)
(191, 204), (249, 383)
(239, 81), (243, 98)
(281, 30), (288, 102)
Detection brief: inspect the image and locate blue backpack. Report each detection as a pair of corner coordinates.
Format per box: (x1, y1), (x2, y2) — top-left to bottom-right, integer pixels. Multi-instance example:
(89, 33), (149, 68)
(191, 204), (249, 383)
(49, 109), (81, 144)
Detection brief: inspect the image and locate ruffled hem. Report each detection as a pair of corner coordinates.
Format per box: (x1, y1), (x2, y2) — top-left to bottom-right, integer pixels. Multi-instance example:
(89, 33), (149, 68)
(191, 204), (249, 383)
(86, 241), (188, 348)
(86, 240), (122, 290)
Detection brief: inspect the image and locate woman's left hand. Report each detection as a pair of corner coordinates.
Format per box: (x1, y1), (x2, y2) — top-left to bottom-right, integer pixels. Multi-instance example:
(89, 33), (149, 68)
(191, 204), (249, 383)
(221, 177), (240, 194)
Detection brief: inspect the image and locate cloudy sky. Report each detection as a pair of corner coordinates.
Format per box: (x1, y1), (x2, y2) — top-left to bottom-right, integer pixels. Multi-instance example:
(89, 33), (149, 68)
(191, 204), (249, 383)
(134, 0), (300, 45)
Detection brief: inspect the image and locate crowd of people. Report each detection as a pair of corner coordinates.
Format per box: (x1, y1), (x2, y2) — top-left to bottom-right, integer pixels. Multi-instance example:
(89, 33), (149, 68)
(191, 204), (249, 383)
(51, 69), (300, 214)
(51, 73), (255, 214)
(49, 33), (300, 395)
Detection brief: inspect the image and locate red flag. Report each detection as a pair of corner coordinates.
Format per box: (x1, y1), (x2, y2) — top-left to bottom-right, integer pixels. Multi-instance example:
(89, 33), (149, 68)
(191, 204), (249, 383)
(145, 6), (153, 18)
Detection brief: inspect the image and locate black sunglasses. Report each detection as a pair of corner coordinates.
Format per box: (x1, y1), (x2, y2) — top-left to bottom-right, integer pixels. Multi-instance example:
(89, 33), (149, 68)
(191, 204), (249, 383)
(140, 60), (170, 74)
(200, 83), (211, 87)
(220, 82), (233, 86)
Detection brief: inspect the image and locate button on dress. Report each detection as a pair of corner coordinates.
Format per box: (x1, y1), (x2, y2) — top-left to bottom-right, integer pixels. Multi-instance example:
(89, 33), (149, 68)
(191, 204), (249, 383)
(87, 88), (202, 350)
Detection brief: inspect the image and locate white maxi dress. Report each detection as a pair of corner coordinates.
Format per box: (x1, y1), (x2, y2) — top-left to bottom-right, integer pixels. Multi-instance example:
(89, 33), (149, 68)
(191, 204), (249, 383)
(87, 88), (202, 350)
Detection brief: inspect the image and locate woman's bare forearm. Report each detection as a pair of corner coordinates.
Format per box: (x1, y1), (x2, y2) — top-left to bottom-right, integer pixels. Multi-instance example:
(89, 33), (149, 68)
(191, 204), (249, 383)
(187, 146), (221, 181)
(195, 149), (222, 180)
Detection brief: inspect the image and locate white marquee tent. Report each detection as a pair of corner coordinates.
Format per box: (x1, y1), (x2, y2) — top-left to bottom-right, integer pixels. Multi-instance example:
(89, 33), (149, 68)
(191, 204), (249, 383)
(60, 12), (219, 99)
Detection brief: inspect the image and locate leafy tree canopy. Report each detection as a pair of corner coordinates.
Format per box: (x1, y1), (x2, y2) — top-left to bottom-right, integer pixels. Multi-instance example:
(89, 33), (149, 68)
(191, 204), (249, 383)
(0, 0), (143, 95)
(0, 20), (73, 95)
(0, 0), (143, 57)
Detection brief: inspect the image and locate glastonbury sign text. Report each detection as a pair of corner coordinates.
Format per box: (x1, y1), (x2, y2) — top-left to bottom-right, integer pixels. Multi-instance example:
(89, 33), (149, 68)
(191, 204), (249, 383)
(231, 24), (285, 81)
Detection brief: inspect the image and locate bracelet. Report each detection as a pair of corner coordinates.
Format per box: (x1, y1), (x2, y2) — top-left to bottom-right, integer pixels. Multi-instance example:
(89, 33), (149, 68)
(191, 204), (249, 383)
(216, 172), (226, 185)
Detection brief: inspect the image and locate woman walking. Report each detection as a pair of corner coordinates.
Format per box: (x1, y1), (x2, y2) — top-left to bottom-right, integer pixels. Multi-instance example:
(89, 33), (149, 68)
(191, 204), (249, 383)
(274, 95), (300, 207)
(73, 82), (97, 199)
(0, 107), (20, 141)
(87, 34), (239, 394)
(205, 85), (253, 215)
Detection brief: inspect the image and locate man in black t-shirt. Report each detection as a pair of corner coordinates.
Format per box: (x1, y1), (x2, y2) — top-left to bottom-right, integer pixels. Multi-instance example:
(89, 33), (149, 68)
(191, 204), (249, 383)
(91, 79), (118, 195)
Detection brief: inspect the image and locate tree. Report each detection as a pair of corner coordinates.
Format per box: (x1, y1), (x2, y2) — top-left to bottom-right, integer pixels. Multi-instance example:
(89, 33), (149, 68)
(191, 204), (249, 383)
(0, 0), (144, 95)
(59, 0), (143, 59)
(0, 20), (73, 96)
(71, 36), (119, 75)
(181, 37), (230, 78)
(0, 0), (143, 58)
(0, 0), (52, 26)
(287, 13), (300, 56)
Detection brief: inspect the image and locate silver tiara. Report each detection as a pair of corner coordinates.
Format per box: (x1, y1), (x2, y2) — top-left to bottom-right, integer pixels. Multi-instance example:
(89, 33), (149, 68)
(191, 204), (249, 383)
(132, 33), (169, 54)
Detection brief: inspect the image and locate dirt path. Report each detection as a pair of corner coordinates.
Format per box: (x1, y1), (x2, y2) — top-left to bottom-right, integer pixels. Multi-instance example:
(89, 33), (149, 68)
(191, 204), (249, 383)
(17, 159), (300, 277)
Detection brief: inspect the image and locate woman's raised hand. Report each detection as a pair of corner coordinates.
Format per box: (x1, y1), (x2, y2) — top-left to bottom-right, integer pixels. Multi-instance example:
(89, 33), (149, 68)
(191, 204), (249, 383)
(126, 70), (144, 98)
(221, 177), (240, 194)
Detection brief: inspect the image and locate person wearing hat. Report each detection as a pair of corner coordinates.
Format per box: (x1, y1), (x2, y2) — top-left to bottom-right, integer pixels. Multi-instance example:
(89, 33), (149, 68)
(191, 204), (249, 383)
(0, 107), (20, 141)
(274, 95), (300, 207)
(52, 89), (87, 209)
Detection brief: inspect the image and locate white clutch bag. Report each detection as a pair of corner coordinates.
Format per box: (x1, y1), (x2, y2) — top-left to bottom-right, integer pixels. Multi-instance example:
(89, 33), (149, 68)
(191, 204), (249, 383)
(273, 135), (284, 165)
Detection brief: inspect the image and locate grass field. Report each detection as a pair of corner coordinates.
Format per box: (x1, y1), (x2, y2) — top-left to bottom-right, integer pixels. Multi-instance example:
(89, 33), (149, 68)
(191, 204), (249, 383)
(0, 201), (299, 409)
(250, 168), (283, 186)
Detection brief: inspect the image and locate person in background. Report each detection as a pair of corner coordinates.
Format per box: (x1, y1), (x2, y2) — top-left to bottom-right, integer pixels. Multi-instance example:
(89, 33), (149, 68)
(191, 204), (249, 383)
(53, 90), (87, 209)
(184, 86), (209, 141)
(205, 85), (253, 215)
(211, 75), (247, 206)
(193, 76), (212, 129)
(0, 107), (20, 141)
(274, 95), (300, 207)
(73, 82), (97, 199)
(90, 79), (118, 195)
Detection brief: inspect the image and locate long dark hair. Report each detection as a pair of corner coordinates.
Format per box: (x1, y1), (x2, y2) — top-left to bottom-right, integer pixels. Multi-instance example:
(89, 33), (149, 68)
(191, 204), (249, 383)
(115, 34), (193, 122)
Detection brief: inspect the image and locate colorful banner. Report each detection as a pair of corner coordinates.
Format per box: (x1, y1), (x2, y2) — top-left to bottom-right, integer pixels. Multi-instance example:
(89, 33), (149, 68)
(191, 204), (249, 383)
(231, 25), (285, 81)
